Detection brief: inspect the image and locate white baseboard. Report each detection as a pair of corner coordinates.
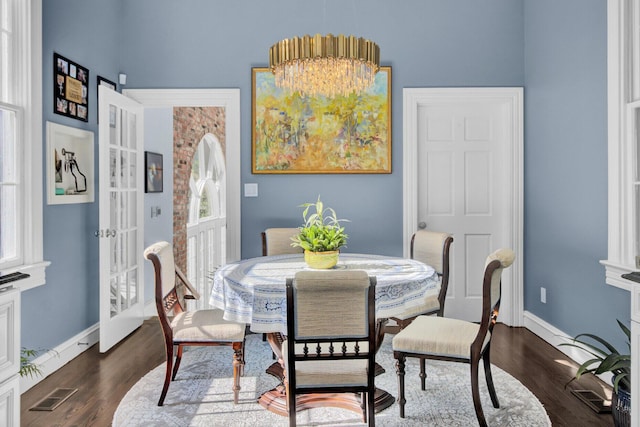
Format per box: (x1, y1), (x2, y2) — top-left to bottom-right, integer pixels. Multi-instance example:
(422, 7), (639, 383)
(20, 302), (158, 394)
(144, 300), (156, 318)
(523, 310), (611, 385)
(20, 322), (99, 393)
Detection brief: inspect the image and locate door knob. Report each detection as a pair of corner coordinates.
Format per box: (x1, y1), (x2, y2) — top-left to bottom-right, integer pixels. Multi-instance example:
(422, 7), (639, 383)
(95, 229), (117, 238)
(418, 222), (427, 229)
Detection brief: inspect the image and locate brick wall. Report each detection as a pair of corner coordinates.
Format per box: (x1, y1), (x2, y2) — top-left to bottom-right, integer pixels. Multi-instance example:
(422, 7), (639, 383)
(172, 106), (226, 271)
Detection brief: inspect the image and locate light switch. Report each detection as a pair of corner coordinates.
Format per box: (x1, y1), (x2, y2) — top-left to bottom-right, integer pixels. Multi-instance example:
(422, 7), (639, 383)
(244, 183), (258, 197)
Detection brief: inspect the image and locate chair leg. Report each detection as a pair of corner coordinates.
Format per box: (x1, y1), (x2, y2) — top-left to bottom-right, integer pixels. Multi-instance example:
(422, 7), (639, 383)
(367, 390), (376, 427)
(470, 359), (488, 427)
(395, 354), (407, 418)
(483, 348), (500, 408)
(419, 357), (427, 390)
(158, 344), (174, 406)
(286, 377), (296, 427)
(172, 345), (183, 380)
(232, 342), (244, 404)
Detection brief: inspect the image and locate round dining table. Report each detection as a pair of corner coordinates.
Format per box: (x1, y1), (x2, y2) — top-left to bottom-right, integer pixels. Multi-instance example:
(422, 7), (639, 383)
(209, 252), (439, 416)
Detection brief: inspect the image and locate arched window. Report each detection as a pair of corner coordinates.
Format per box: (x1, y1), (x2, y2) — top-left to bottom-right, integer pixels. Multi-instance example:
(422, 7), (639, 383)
(186, 134), (226, 309)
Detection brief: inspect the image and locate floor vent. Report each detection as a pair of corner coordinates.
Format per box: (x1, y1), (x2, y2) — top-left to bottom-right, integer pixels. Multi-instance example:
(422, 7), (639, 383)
(29, 388), (78, 411)
(570, 389), (612, 413)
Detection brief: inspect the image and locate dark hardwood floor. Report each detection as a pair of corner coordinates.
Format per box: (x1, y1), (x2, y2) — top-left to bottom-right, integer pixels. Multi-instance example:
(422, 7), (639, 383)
(21, 320), (613, 426)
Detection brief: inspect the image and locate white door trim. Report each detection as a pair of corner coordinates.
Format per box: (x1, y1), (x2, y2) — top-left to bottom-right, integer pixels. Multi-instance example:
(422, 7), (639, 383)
(403, 87), (524, 326)
(123, 89), (241, 262)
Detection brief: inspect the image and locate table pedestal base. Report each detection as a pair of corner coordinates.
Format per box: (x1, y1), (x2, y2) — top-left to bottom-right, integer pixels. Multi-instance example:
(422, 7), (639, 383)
(258, 384), (395, 416)
(258, 361), (395, 416)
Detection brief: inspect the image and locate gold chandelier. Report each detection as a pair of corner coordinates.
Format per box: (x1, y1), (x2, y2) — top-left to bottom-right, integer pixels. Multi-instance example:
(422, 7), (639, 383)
(269, 33), (380, 98)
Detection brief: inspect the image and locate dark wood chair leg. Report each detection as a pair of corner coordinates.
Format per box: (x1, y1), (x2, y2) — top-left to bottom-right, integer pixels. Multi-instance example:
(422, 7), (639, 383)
(483, 348), (500, 408)
(368, 390), (376, 427)
(171, 345), (183, 380)
(286, 378), (296, 427)
(419, 357), (427, 390)
(158, 344), (174, 406)
(395, 354), (406, 418)
(470, 359), (488, 427)
(232, 344), (243, 404)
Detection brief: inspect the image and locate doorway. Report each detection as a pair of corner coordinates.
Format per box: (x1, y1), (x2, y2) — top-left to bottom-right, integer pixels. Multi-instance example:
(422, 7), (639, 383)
(403, 87), (523, 326)
(124, 89), (241, 309)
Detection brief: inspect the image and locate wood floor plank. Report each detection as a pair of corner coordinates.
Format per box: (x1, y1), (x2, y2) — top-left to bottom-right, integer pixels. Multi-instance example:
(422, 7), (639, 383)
(20, 320), (613, 426)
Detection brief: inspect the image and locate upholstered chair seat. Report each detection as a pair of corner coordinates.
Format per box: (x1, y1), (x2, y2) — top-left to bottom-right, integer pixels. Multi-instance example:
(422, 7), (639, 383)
(281, 346), (370, 388)
(392, 316), (490, 359)
(171, 310), (246, 342)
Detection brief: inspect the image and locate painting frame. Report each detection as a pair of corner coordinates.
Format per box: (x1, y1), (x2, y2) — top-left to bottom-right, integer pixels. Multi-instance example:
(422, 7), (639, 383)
(54, 52), (89, 122)
(145, 151), (163, 193)
(251, 66), (392, 174)
(46, 121), (95, 205)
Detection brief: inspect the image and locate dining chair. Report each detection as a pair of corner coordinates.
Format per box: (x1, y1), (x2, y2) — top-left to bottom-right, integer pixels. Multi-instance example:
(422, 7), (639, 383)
(261, 227), (304, 344)
(144, 241), (246, 406)
(386, 230), (453, 334)
(284, 270), (377, 427)
(392, 248), (515, 427)
(262, 227), (303, 256)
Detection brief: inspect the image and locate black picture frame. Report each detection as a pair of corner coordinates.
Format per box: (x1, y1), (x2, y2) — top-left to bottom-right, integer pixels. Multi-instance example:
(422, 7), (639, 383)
(145, 152), (163, 193)
(54, 53), (89, 122)
(96, 76), (116, 124)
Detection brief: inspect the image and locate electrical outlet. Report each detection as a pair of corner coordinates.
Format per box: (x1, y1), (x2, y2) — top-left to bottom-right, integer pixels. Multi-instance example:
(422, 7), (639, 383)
(540, 287), (546, 304)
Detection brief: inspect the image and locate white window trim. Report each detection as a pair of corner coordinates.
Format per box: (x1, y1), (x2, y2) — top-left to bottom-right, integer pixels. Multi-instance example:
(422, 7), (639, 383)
(3, 0), (50, 291)
(601, 0), (639, 291)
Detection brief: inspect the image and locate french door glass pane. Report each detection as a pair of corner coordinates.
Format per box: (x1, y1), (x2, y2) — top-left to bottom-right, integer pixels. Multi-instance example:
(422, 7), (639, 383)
(110, 276), (118, 317)
(109, 148), (117, 188)
(129, 191), (137, 229)
(129, 152), (136, 187)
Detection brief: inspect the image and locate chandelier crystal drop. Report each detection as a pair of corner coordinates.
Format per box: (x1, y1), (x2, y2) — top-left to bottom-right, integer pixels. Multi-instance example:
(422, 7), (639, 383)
(269, 34), (380, 98)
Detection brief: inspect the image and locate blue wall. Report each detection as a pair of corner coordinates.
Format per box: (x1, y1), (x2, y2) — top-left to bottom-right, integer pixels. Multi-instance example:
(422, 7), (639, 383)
(120, 0), (523, 259)
(23, 0), (629, 356)
(142, 108), (174, 301)
(21, 0), (123, 350)
(523, 0), (629, 348)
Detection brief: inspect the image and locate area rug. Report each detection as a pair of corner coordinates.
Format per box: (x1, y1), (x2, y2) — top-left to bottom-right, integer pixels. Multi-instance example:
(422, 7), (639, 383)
(113, 333), (551, 426)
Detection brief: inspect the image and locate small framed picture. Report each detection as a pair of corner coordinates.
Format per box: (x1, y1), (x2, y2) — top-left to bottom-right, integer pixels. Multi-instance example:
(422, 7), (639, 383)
(54, 53), (89, 122)
(145, 151), (163, 193)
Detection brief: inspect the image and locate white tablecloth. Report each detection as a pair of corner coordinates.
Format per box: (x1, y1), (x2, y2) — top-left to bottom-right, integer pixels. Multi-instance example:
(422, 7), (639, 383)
(209, 253), (439, 334)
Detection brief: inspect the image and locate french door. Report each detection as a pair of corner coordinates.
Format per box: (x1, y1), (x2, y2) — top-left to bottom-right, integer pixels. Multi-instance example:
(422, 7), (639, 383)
(98, 86), (145, 352)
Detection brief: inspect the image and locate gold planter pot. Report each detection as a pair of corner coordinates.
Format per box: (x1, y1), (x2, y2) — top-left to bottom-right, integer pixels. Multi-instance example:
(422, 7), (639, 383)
(304, 250), (339, 269)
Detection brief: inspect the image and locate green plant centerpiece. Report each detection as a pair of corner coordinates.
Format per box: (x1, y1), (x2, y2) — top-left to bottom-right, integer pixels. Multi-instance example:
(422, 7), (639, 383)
(559, 320), (630, 426)
(291, 196), (349, 269)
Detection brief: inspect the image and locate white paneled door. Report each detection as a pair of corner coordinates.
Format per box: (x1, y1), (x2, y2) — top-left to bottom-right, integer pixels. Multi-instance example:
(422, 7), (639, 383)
(98, 86), (145, 352)
(403, 88), (523, 325)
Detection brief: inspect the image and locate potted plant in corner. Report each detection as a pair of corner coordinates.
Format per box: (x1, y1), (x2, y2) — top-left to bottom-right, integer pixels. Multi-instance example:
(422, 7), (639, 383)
(291, 196), (349, 269)
(560, 320), (631, 427)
